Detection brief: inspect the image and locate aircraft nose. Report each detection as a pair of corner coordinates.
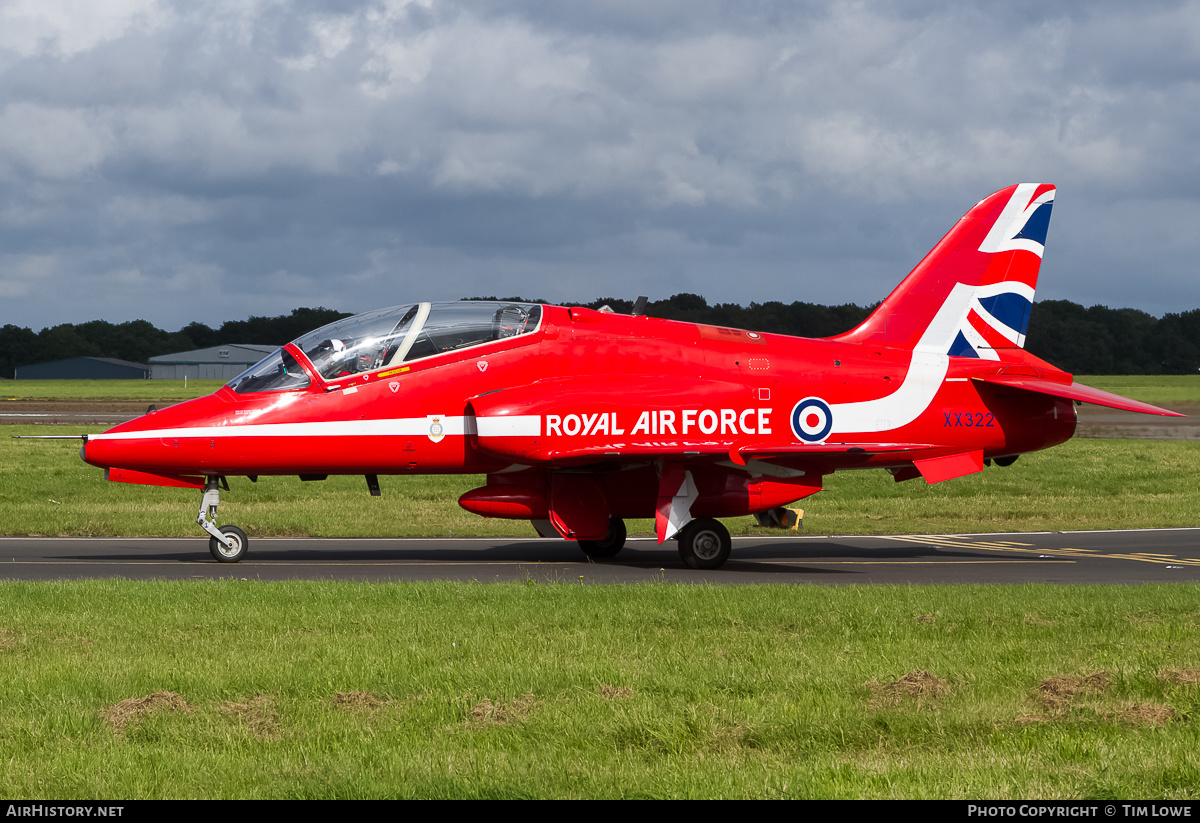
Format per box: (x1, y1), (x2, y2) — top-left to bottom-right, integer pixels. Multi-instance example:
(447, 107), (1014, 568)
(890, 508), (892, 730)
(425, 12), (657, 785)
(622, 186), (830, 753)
(80, 436), (118, 470)
(80, 390), (233, 469)
(81, 432), (121, 470)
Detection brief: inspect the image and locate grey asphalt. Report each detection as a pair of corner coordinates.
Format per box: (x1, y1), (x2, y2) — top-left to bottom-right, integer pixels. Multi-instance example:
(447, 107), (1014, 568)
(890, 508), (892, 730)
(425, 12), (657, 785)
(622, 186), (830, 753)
(1, 529), (1198, 584)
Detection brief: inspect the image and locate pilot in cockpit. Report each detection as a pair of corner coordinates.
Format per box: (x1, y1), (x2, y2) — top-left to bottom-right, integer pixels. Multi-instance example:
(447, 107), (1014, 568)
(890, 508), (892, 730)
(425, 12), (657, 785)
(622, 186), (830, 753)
(494, 305), (532, 339)
(307, 338), (353, 378)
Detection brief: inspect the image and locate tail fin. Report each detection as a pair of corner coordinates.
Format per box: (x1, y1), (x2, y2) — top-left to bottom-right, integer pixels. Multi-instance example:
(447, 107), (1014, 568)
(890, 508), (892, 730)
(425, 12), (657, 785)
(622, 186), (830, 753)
(832, 183), (1055, 360)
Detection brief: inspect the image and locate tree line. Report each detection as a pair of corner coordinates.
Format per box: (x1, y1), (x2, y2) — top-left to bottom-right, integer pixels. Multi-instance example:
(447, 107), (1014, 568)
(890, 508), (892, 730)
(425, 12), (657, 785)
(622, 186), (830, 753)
(0, 307), (350, 380)
(3, 297), (1199, 379)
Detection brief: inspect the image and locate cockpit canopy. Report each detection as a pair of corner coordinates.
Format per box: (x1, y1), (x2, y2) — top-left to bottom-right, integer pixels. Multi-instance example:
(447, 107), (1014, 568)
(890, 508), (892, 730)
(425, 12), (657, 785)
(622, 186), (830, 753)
(227, 301), (542, 393)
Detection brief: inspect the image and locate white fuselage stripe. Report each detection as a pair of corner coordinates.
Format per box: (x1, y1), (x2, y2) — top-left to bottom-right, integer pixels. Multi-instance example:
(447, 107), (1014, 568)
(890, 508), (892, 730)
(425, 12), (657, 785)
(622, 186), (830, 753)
(827, 351), (949, 434)
(476, 415), (541, 438)
(88, 416), (533, 441)
(826, 276), (1036, 436)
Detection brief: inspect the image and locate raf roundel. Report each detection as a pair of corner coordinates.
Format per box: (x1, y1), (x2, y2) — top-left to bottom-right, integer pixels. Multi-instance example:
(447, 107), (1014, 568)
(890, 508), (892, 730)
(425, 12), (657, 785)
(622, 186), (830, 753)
(791, 397), (833, 443)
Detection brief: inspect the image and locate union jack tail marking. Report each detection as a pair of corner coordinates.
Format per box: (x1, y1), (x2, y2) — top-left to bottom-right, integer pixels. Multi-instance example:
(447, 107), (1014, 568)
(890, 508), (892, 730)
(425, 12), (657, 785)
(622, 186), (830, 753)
(832, 183), (1055, 356)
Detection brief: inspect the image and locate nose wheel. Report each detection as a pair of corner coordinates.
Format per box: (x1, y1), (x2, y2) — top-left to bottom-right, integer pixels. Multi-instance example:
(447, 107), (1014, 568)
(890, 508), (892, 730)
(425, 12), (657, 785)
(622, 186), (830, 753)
(197, 477), (249, 563)
(209, 525), (248, 563)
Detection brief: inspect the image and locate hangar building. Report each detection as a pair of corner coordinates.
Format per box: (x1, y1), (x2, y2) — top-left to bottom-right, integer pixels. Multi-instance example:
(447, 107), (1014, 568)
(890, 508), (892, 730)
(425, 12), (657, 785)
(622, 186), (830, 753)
(15, 357), (151, 380)
(148, 345), (276, 380)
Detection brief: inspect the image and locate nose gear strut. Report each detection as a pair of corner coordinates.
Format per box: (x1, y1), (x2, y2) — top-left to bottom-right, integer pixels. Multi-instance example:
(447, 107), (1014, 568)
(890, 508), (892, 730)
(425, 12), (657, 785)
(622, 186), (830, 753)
(197, 477), (249, 562)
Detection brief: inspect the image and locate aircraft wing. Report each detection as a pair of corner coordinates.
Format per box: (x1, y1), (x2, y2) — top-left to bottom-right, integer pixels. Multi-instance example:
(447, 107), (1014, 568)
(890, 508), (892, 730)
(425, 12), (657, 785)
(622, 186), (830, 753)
(528, 440), (936, 466)
(972, 374), (1184, 417)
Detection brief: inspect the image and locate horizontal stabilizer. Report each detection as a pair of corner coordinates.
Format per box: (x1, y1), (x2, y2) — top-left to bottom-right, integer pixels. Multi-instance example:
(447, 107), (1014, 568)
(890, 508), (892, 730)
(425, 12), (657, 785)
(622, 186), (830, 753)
(973, 375), (1184, 417)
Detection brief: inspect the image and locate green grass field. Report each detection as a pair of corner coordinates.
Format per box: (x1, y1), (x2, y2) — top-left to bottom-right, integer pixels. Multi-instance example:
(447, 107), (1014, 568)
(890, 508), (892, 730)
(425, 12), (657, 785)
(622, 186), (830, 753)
(1073, 375), (1200, 407)
(0, 379), (226, 401)
(1, 377), (1197, 799)
(3, 373), (1199, 538)
(0, 581), (1197, 799)
(5, 425), (1199, 538)
(1, 374), (1195, 404)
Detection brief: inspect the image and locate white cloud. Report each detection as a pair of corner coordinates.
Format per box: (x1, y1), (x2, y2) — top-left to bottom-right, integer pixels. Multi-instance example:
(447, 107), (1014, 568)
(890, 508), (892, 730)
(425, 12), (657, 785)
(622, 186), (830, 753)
(0, 0), (1199, 329)
(0, 0), (164, 57)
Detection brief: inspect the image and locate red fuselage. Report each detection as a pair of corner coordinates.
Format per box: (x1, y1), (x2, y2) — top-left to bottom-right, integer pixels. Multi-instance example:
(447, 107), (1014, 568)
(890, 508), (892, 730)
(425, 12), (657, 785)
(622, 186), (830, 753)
(83, 304), (1076, 525)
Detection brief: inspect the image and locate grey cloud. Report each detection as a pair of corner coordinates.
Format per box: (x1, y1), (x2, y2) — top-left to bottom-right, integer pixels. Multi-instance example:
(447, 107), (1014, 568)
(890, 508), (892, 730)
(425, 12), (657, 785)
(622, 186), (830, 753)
(0, 0), (1197, 332)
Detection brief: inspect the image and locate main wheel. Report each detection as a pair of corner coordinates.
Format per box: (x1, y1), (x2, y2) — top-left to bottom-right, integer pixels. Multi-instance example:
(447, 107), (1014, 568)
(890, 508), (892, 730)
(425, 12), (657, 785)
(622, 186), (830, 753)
(209, 525), (248, 563)
(677, 518), (731, 570)
(577, 517), (627, 559)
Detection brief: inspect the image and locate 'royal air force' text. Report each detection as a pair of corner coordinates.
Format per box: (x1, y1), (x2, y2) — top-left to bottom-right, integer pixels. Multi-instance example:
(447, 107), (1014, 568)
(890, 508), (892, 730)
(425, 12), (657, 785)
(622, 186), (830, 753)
(545, 409), (773, 437)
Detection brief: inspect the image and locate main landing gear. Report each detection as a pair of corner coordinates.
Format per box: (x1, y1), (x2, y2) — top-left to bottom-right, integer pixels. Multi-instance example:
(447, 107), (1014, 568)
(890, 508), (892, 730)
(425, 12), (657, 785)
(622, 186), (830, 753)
(577, 517), (627, 559)
(197, 477), (249, 563)
(676, 518), (731, 570)
(575, 516), (734, 570)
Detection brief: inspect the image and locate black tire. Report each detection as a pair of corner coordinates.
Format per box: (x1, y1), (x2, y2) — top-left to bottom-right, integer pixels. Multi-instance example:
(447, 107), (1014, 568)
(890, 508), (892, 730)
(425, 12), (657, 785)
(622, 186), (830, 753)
(209, 525), (248, 563)
(577, 517), (627, 559)
(677, 518), (731, 570)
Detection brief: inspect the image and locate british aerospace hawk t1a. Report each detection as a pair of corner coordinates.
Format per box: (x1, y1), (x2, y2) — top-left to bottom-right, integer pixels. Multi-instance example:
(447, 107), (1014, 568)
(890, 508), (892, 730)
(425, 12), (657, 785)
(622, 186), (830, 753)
(79, 183), (1181, 567)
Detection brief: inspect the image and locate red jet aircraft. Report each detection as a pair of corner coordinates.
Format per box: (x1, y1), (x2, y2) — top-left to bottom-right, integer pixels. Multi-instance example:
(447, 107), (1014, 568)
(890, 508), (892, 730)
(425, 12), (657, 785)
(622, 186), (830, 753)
(79, 183), (1181, 568)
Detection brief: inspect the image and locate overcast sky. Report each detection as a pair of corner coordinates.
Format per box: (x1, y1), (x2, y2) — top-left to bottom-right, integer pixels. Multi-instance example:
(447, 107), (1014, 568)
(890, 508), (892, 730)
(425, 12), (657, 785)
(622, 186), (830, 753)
(1, 0), (1198, 333)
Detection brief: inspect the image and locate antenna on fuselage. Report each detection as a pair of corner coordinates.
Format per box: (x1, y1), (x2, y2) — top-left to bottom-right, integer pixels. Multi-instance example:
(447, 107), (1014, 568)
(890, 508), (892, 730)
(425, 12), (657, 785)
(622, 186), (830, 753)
(632, 296), (648, 316)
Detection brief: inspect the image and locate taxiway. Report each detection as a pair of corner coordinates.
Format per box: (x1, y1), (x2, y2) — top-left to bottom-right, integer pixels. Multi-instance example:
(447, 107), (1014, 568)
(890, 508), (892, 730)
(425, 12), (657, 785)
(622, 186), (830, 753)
(1, 529), (1198, 584)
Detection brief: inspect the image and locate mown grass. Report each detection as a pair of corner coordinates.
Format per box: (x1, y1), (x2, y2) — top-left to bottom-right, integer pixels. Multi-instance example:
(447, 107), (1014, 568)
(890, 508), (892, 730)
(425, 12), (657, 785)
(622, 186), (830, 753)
(2, 374), (1196, 405)
(5, 425), (1199, 537)
(3, 378), (1197, 799)
(0, 580), (1196, 799)
(1074, 375), (1200, 407)
(0, 379), (225, 401)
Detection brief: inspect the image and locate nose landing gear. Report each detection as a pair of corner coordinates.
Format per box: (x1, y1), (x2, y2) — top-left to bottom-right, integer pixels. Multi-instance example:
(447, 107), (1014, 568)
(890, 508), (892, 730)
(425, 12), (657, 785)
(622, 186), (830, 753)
(197, 477), (249, 563)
